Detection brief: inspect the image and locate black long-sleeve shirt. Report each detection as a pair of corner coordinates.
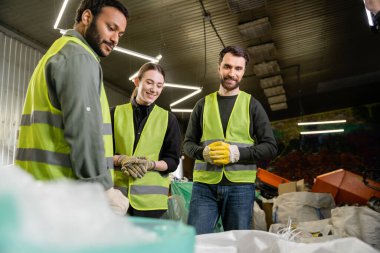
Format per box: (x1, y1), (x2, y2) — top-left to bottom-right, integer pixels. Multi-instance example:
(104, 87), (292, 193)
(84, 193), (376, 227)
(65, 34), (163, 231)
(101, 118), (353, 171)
(111, 99), (181, 173)
(183, 92), (277, 165)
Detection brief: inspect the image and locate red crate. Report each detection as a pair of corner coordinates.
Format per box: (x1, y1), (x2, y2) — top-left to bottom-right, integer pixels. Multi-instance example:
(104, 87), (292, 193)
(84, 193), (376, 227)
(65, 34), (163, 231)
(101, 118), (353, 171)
(257, 168), (290, 188)
(311, 169), (380, 205)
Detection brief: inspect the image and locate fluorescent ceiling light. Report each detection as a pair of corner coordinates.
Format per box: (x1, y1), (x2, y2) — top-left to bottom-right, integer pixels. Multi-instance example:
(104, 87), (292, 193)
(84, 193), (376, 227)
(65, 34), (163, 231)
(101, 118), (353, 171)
(114, 47), (160, 63)
(297, 120), (347, 126)
(54, 0), (69, 30)
(171, 109), (193, 113)
(128, 71), (139, 81)
(300, 129), (344, 135)
(170, 89), (202, 108)
(165, 83), (201, 90)
(53, 0), (161, 63)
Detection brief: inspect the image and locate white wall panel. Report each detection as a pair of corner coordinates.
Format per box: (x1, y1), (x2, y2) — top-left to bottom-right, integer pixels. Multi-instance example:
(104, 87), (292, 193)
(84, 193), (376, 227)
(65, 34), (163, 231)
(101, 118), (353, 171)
(0, 31), (42, 166)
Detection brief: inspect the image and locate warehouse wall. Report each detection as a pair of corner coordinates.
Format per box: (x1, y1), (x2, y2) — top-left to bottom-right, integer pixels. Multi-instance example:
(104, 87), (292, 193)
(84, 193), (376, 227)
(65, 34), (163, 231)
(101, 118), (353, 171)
(104, 83), (129, 108)
(0, 31), (42, 166)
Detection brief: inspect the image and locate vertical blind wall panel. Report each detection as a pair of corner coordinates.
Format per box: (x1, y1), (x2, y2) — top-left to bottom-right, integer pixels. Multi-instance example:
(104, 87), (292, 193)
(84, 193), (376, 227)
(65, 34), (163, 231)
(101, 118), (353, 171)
(0, 31), (42, 166)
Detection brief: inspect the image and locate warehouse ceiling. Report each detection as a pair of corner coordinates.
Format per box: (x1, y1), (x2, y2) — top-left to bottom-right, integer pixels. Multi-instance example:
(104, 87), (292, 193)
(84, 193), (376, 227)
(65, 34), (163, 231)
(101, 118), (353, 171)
(1, 0), (380, 126)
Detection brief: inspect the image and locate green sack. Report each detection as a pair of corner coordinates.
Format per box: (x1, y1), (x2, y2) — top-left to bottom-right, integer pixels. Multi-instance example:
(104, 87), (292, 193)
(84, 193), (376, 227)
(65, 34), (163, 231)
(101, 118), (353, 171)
(169, 181), (224, 232)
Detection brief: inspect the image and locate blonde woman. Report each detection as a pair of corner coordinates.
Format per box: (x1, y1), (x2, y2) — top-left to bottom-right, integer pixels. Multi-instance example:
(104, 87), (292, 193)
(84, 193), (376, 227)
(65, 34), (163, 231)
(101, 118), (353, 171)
(111, 63), (181, 218)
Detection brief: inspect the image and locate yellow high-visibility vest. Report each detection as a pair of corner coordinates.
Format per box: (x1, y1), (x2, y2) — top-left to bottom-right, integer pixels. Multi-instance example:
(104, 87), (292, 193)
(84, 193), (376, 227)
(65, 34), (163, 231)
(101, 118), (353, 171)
(194, 91), (256, 184)
(15, 35), (114, 181)
(113, 103), (170, 210)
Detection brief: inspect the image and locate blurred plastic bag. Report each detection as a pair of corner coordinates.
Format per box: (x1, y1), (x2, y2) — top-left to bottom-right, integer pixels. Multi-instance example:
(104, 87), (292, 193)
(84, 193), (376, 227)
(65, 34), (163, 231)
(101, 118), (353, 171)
(170, 181), (224, 232)
(269, 218), (341, 243)
(170, 181), (193, 210)
(273, 192), (335, 224)
(195, 230), (379, 253)
(163, 194), (189, 223)
(253, 201), (267, 231)
(0, 165), (195, 253)
(331, 205), (380, 250)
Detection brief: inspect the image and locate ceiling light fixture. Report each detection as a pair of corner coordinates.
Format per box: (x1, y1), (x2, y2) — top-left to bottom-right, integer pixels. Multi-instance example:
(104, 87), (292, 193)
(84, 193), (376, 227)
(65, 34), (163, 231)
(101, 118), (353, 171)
(128, 71), (139, 81)
(53, 0), (69, 30)
(300, 129), (344, 135)
(165, 83), (201, 90)
(113, 47), (161, 63)
(297, 120), (347, 126)
(171, 109), (194, 113)
(54, 0), (161, 62)
(170, 89), (202, 108)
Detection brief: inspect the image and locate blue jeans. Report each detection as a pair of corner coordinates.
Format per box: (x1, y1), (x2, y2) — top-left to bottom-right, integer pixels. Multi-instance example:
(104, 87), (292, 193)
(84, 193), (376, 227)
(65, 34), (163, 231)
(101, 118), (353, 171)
(188, 182), (255, 235)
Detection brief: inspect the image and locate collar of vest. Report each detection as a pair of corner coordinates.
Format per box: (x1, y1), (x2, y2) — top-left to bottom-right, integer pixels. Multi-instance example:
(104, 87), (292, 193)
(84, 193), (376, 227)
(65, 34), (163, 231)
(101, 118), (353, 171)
(64, 29), (100, 60)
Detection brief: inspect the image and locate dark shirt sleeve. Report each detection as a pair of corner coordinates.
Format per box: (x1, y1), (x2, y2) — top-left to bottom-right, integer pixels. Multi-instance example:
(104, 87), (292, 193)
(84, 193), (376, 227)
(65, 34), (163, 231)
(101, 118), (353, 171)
(238, 97), (278, 162)
(160, 112), (181, 173)
(183, 98), (205, 160)
(46, 43), (113, 190)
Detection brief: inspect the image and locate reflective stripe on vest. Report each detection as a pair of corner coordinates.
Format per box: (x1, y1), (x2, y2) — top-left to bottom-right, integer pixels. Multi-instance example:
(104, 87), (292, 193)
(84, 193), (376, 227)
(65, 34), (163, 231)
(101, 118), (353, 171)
(194, 91), (256, 184)
(113, 103), (169, 210)
(15, 35), (114, 181)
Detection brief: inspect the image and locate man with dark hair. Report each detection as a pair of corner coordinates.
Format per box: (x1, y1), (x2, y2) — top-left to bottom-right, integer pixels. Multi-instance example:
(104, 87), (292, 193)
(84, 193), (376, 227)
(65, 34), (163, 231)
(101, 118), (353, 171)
(183, 45), (278, 234)
(218, 46), (250, 66)
(15, 0), (129, 215)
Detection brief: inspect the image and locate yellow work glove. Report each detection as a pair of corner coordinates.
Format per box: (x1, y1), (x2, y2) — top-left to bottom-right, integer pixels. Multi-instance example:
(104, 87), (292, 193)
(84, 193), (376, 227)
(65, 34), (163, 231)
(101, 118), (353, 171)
(208, 141), (240, 165)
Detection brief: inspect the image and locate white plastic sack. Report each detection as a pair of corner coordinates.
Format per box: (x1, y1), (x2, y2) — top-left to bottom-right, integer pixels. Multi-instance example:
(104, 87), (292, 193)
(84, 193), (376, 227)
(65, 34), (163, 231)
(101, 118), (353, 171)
(273, 192), (335, 224)
(0, 165), (157, 248)
(253, 201), (267, 231)
(195, 230), (379, 253)
(269, 218), (341, 243)
(331, 205), (380, 250)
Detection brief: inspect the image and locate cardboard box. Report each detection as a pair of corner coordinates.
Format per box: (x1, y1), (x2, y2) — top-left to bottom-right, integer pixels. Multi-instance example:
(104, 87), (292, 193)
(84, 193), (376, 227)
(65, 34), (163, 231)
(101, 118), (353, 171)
(261, 200), (274, 231)
(278, 179), (305, 195)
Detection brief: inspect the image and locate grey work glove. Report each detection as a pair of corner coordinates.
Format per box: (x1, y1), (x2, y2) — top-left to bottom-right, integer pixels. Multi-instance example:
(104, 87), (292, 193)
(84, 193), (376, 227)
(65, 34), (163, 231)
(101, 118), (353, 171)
(118, 155), (155, 179)
(105, 187), (129, 216)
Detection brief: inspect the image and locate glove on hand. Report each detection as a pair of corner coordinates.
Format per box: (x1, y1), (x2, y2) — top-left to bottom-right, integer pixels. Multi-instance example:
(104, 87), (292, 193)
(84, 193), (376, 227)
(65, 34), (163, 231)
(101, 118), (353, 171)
(118, 155), (148, 179)
(118, 155), (156, 179)
(208, 141), (240, 165)
(202, 145), (214, 164)
(105, 187), (129, 216)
